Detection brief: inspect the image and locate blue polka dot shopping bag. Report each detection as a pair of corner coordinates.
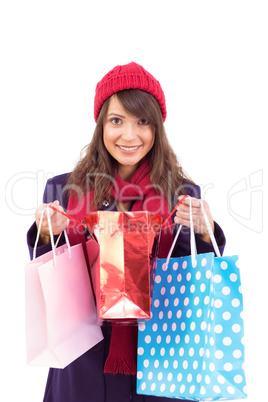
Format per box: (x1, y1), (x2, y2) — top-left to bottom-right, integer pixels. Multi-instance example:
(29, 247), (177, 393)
(137, 199), (247, 400)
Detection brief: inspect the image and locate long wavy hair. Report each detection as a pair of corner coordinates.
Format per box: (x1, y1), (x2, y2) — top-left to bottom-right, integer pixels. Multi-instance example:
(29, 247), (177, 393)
(67, 89), (194, 209)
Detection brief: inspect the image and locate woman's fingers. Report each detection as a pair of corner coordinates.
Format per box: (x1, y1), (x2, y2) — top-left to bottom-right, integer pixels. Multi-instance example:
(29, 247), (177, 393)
(49, 202), (69, 234)
(174, 196), (215, 240)
(35, 200), (69, 237)
(176, 196), (201, 216)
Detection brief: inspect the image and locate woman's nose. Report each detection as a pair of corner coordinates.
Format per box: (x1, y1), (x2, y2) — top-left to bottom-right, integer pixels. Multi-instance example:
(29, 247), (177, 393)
(121, 123), (137, 141)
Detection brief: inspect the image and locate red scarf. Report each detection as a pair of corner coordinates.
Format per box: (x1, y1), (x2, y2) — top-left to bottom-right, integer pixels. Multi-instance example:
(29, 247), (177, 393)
(67, 159), (173, 375)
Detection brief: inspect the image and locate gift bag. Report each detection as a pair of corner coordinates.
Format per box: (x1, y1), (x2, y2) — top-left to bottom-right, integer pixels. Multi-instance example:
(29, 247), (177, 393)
(84, 211), (161, 321)
(137, 199), (247, 400)
(25, 206), (103, 368)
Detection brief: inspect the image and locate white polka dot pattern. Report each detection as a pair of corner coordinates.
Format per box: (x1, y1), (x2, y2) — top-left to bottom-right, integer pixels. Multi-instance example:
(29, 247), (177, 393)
(137, 253), (247, 400)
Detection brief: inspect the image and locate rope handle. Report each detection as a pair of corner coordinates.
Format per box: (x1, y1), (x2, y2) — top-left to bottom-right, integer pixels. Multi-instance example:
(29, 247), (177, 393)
(165, 197), (221, 268)
(33, 205), (72, 264)
(46, 197), (220, 264)
(47, 196), (188, 234)
(49, 205), (87, 232)
(161, 195), (189, 229)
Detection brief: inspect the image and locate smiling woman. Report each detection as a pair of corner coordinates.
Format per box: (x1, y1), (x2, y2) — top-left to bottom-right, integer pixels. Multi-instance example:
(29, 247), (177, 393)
(103, 95), (155, 181)
(67, 85), (193, 210)
(27, 61), (226, 402)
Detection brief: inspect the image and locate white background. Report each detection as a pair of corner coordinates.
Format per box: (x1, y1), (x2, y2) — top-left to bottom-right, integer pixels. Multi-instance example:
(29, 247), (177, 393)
(1, 1), (267, 401)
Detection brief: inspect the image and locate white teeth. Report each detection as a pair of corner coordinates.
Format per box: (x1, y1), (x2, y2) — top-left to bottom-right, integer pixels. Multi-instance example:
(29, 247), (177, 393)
(119, 146), (139, 151)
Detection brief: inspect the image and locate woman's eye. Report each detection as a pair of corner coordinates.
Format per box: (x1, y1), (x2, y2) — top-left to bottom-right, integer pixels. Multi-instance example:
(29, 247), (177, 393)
(111, 118), (122, 125)
(139, 118), (149, 125)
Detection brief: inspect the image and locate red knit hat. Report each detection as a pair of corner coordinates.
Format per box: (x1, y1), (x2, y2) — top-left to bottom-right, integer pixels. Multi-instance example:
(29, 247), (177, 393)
(94, 62), (167, 122)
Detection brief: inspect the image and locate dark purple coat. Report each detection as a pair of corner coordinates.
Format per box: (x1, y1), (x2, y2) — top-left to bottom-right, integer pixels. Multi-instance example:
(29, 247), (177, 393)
(27, 173), (226, 402)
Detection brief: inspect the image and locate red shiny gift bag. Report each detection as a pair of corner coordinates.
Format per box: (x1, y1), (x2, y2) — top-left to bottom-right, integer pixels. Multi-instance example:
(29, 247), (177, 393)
(83, 211), (161, 322)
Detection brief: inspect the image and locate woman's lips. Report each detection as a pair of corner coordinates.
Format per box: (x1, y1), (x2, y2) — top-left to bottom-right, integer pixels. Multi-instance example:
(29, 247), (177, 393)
(116, 145), (142, 153)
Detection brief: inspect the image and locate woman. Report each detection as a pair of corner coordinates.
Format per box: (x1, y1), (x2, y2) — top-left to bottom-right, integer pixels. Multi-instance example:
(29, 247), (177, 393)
(27, 62), (226, 402)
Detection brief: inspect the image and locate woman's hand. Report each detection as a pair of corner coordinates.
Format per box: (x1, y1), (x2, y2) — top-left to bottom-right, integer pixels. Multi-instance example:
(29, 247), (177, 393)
(35, 200), (69, 245)
(174, 196), (214, 243)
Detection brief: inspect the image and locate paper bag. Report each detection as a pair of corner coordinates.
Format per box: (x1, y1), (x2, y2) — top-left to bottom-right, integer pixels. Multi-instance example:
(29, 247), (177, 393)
(84, 211), (161, 321)
(137, 199), (247, 400)
(25, 207), (103, 368)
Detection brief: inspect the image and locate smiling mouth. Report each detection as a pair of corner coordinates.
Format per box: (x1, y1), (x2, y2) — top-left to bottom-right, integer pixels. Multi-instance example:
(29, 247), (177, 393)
(117, 145), (142, 151)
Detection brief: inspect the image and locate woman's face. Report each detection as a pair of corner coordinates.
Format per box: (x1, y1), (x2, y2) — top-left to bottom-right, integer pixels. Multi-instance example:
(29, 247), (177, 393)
(103, 95), (155, 180)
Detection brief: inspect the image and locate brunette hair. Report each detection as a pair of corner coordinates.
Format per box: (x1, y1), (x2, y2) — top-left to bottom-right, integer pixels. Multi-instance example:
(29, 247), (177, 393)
(66, 89), (194, 209)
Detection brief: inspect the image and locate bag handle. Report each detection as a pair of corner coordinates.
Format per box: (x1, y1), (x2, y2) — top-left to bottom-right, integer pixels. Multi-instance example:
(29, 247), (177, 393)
(33, 205), (71, 264)
(49, 205), (87, 231)
(166, 197), (221, 268)
(166, 196), (197, 267)
(199, 199), (221, 257)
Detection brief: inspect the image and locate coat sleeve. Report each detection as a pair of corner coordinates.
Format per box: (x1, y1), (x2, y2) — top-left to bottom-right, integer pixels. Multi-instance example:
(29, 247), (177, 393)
(171, 184), (226, 258)
(26, 174), (69, 260)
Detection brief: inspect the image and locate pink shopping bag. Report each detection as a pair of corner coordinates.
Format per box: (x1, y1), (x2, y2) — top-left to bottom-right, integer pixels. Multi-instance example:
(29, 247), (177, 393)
(25, 206), (103, 369)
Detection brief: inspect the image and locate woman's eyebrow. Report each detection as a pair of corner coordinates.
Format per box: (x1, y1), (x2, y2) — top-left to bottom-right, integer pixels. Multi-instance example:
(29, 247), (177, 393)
(106, 113), (125, 118)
